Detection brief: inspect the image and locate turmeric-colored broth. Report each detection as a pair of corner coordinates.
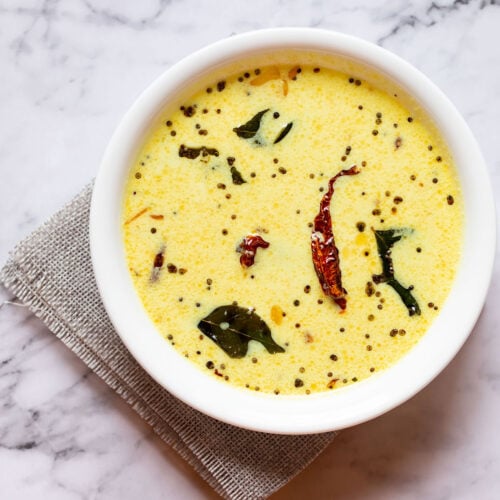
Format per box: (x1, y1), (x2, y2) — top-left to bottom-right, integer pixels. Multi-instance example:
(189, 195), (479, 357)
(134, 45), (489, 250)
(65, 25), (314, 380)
(123, 64), (462, 395)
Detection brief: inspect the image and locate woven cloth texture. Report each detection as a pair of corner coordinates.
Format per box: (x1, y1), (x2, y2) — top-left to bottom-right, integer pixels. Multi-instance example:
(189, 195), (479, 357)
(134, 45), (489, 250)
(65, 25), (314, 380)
(0, 184), (335, 500)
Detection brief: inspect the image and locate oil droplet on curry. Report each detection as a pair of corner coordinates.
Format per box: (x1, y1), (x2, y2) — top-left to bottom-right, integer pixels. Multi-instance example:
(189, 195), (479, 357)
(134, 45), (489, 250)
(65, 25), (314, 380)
(122, 63), (462, 395)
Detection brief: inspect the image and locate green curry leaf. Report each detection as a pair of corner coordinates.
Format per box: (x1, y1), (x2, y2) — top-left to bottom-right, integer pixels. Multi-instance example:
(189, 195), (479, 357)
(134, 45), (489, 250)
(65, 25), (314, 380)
(230, 166), (247, 185)
(273, 121), (293, 144)
(372, 228), (421, 316)
(197, 305), (285, 358)
(233, 109), (269, 139)
(178, 144), (219, 159)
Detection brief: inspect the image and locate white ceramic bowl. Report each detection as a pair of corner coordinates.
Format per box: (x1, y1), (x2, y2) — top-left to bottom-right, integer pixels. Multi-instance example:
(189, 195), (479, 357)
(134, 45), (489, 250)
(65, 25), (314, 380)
(90, 28), (495, 434)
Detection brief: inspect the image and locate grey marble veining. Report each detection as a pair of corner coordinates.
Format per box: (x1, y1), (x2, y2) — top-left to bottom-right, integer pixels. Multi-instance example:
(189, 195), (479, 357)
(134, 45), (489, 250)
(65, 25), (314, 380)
(1, 1), (500, 498)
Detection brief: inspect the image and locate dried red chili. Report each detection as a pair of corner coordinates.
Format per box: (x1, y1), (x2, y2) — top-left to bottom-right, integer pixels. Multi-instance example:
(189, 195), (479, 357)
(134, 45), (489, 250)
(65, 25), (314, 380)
(311, 165), (360, 309)
(237, 235), (270, 268)
(150, 245), (165, 282)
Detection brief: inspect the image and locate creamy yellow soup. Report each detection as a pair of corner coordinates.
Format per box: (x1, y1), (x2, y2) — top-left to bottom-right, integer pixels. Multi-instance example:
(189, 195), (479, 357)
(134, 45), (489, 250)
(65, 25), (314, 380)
(123, 63), (462, 395)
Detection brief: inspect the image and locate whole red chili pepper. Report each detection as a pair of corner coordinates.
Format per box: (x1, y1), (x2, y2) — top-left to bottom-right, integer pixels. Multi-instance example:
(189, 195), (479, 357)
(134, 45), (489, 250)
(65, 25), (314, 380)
(311, 165), (360, 309)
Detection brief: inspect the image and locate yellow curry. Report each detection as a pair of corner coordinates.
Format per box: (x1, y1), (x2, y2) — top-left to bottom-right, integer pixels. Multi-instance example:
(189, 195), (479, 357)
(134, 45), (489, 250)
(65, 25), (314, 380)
(123, 64), (462, 395)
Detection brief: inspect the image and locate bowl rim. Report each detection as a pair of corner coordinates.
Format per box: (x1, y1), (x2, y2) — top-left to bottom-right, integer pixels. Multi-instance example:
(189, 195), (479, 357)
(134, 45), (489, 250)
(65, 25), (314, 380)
(90, 27), (496, 434)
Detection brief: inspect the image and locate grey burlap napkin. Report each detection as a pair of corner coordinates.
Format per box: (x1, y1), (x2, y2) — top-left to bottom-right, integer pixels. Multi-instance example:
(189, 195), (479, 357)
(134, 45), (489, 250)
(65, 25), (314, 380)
(0, 184), (336, 500)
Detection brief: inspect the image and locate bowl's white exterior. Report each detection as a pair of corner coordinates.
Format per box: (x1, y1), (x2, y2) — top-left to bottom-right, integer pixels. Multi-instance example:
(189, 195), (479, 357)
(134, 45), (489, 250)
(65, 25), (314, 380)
(90, 28), (495, 434)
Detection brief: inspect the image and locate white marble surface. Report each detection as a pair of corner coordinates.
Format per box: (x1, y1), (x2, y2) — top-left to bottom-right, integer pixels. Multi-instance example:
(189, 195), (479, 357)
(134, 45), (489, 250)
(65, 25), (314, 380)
(1, 0), (499, 498)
